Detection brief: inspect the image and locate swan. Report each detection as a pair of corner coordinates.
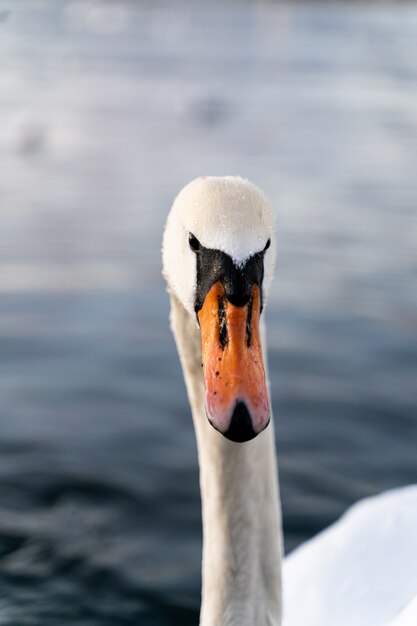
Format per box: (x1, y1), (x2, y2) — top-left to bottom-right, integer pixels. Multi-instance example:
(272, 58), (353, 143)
(163, 175), (282, 626)
(162, 175), (417, 626)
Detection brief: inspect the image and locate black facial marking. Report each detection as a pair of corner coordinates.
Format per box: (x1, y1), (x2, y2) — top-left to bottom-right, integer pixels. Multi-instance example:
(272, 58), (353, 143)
(191, 238), (268, 314)
(189, 233), (201, 252)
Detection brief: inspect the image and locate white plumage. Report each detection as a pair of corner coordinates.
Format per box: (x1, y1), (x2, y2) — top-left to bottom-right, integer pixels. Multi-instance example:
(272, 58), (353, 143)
(283, 486), (417, 626)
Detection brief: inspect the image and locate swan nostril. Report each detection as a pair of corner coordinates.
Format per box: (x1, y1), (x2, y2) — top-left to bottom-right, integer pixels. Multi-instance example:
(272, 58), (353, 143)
(223, 402), (257, 443)
(218, 296), (227, 349)
(246, 296), (253, 347)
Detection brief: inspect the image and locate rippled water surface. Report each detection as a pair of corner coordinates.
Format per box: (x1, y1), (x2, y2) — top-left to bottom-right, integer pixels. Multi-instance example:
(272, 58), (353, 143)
(1, 1), (417, 623)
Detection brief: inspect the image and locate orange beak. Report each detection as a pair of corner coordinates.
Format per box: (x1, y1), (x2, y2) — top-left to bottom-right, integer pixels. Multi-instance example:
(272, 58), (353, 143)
(197, 281), (270, 442)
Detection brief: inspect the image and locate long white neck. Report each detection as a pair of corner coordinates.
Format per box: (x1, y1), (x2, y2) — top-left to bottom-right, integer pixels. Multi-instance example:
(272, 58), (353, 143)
(170, 294), (283, 626)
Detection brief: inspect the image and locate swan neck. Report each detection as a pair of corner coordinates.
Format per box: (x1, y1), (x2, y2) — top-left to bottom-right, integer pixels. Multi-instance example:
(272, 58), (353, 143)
(170, 295), (283, 626)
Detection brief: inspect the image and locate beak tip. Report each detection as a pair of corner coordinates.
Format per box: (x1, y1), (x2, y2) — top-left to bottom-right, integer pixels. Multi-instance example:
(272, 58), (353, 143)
(208, 401), (270, 443)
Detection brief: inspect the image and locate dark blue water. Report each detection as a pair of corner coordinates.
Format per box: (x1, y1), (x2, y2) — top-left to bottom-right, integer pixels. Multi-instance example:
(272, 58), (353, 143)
(1, 1), (417, 623)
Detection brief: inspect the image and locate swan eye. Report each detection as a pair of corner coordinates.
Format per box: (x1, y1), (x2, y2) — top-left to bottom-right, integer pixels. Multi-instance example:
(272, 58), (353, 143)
(189, 233), (201, 252)
(264, 238), (271, 252)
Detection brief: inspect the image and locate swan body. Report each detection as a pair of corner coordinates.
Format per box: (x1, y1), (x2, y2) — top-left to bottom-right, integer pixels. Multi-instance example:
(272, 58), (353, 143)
(283, 486), (417, 626)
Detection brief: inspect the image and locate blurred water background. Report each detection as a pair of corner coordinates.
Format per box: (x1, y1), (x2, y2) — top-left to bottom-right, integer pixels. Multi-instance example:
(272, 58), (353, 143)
(1, 1), (417, 624)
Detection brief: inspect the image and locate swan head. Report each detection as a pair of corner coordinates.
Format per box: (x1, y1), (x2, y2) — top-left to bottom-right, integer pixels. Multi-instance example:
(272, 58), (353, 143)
(163, 176), (276, 443)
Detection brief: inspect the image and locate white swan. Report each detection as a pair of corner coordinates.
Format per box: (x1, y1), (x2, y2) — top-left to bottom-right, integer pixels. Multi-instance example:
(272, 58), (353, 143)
(162, 175), (417, 626)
